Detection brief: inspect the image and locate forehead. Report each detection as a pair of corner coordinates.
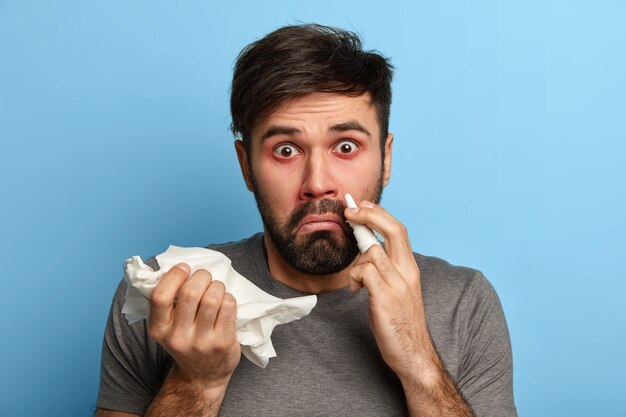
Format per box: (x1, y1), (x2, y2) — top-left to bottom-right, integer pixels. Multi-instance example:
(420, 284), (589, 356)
(251, 92), (379, 139)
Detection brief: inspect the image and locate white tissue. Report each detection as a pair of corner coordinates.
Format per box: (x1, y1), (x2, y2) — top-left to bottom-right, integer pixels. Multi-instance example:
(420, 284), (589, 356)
(122, 245), (317, 368)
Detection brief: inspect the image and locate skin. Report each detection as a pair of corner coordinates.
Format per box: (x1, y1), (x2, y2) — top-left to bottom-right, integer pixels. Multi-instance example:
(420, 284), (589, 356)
(96, 92), (472, 417)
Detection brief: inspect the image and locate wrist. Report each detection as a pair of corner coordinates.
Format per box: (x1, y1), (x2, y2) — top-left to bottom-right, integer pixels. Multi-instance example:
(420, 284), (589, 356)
(167, 364), (232, 399)
(145, 367), (232, 417)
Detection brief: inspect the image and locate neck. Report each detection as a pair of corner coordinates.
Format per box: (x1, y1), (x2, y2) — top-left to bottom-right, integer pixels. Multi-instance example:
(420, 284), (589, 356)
(262, 233), (353, 294)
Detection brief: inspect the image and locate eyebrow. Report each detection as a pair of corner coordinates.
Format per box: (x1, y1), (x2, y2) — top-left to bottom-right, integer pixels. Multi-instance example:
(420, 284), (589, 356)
(260, 126), (302, 142)
(260, 120), (372, 142)
(329, 120), (372, 137)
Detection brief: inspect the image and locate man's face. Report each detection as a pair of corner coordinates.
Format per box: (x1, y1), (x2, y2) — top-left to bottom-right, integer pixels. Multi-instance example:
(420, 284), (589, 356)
(237, 92), (392, 275)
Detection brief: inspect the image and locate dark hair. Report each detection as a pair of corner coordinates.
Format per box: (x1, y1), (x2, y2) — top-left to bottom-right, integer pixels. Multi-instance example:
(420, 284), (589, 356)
(230, 24), (394, 154)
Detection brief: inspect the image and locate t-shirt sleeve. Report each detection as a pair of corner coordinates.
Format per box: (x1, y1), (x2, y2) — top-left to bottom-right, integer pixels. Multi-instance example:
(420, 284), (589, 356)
(455, 272), (517, 417)
(96, 278), (171, 415)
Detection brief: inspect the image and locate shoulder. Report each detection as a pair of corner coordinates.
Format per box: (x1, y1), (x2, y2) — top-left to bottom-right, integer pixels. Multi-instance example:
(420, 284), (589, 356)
(414, 252), (513, 393)
(205, 233), (261, 259)
(413, 252), (502, 325)
(415, 252), (494, 299)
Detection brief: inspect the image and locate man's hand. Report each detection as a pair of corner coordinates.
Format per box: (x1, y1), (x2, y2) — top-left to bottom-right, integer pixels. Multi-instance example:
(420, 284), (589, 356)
(145, 263), (241, 416)
(344, 201), (473, 417)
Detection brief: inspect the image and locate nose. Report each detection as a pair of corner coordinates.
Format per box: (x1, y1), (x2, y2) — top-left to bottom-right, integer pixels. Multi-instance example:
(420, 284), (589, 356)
(300, 151), (338, 200)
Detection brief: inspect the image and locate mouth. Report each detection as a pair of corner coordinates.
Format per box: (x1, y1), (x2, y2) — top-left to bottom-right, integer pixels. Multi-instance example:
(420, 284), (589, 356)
(296, 214), (344, 234)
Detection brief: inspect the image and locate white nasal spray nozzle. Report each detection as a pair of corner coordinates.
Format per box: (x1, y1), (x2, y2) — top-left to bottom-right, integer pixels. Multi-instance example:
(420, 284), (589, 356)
(345, 194), (380, 253)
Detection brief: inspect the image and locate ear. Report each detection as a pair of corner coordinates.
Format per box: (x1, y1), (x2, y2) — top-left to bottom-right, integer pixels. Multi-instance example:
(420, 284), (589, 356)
(234, 140), (254, 192)
(382, 133), (393, 187)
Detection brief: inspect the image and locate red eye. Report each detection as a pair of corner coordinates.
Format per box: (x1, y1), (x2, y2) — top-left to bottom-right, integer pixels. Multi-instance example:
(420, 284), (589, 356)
(334, 140), (358, 155)
(273, 144), (301, 159)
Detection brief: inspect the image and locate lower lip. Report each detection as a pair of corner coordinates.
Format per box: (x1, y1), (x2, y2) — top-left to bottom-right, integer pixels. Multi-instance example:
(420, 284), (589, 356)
(298, 221), (343, 234)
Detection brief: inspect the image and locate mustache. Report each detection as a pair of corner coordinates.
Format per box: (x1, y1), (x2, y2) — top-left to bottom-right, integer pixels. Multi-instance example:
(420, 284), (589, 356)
(286, 199), (349, 232)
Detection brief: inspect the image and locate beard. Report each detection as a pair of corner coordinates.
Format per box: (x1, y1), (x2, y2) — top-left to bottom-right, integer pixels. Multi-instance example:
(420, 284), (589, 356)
(249, 171), (384, 276)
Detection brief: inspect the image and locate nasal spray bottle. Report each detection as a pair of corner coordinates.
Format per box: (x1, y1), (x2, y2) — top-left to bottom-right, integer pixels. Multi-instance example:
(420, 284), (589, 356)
(345, 194), (381, 253)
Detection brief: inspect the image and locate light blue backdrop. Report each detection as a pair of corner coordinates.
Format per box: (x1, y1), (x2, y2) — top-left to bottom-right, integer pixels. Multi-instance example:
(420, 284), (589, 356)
(1, 1), (624, 416)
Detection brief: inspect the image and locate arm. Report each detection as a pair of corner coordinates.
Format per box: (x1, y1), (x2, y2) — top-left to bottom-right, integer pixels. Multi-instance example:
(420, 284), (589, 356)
(344, 201), (473, 417)
(143, 263), (241, 416)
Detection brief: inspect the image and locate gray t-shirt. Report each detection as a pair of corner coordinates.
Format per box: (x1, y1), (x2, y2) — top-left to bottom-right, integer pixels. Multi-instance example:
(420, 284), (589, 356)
(97, 233), (517, 416)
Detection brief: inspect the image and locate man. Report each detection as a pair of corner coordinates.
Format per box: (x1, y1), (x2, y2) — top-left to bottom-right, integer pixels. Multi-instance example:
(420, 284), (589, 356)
(96, 24), (517, 416)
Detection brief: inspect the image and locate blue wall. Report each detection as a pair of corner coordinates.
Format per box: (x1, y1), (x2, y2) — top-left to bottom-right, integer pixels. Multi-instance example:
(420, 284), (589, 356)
(1, 1), (624, 416)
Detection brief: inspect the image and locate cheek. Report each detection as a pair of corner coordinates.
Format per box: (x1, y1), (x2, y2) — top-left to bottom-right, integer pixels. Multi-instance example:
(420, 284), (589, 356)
(336, 156), (382, 191)
(255, 157), (297, 186)
(252, 159), (301, 206)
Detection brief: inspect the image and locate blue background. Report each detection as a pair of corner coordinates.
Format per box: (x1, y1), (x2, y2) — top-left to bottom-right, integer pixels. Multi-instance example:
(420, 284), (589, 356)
(1, 1), (624, 416)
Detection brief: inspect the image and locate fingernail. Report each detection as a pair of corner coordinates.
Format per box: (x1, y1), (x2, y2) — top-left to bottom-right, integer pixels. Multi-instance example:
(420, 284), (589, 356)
(174, 263), (190, 273)
(361, 201), (375, 208)
(347, 207), (359, 213)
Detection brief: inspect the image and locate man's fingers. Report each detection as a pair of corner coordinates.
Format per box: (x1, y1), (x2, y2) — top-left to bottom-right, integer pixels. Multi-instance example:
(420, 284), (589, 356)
(345, 201), (417, 278)
(149, 263), (191, 332)
(213, 293), (238, 346)
(360, 244), (405, 288)
(170, 269), (214, 331)
(348, 262), (386, 295)
(195, 280), (226, 341)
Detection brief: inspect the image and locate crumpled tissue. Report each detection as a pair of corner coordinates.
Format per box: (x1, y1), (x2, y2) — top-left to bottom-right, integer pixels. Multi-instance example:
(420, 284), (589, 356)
(122, 245), (317, 368)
